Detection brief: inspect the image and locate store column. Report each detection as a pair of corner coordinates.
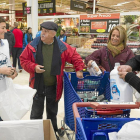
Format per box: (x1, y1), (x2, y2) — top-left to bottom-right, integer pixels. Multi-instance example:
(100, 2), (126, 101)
(9, 0), (15, 26)
(32, 0), (38, 38)
(27, 0), (32, 28)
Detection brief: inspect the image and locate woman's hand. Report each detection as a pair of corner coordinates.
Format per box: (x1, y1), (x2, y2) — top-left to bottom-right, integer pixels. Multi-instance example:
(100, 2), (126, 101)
(87, 60), (93, 68)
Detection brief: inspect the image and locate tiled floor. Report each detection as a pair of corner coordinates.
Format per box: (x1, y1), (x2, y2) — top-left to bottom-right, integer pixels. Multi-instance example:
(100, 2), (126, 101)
(13, 69), (140, 140)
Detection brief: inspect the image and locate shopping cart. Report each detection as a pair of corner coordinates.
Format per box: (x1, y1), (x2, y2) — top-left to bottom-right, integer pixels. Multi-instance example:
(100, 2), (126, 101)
(58, 72), (130, 139)
(72, 102), (140, 140)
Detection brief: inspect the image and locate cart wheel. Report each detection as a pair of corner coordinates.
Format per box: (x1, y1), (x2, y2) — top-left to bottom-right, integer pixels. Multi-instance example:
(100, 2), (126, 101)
(58, 128), (65, 137)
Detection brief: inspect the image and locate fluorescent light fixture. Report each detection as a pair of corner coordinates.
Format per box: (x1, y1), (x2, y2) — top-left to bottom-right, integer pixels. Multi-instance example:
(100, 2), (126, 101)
(118, 2), (131, 5)
(113, 4), (122, 6)
(113, 1), (131, 7)
(0, 3), (6, 5)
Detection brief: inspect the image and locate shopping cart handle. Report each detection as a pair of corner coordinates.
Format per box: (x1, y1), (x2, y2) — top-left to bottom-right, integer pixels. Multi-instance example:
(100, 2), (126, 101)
(72, 102), (140, 132)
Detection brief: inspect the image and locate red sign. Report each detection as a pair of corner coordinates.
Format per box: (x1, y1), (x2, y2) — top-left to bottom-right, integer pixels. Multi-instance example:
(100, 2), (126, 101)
(91, 21), (107, 30)
(79, 13), (120, 34)
(80, 13), (120, 20)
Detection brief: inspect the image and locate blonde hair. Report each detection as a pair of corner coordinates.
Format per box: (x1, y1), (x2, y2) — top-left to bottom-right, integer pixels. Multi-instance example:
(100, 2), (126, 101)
(108, 25), (127, 47)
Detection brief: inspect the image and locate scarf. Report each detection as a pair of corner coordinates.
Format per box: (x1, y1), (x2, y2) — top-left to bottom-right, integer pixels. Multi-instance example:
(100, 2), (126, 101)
(107, 41), (124, 57)
(34, 37), (62, 93)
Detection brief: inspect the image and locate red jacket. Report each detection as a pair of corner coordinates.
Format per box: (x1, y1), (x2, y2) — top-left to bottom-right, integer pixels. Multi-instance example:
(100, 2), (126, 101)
(85, 46), (134, 72)
(12, 28), (23, 48)
(20, 37), (84, 100)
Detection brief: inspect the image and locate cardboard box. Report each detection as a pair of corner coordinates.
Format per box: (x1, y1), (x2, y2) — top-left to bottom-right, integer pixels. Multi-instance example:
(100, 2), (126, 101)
(67, 37), (74, 44)
(0, 119), (56, 140)
(74, 38), (80, 47)
(44, 120), (57, 140)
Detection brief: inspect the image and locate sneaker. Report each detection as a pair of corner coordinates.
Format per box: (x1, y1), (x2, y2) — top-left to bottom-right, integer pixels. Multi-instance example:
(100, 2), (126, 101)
(57, 128), (65, 137)
(19, 69), (22, 73)
(56, 134), (60, 140)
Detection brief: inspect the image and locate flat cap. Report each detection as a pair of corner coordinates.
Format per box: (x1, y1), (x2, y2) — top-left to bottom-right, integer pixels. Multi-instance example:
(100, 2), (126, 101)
(40, 21), (58, 32)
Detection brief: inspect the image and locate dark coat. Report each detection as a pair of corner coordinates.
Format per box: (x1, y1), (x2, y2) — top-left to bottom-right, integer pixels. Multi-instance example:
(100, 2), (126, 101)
(85, 46), (134, 72)
(4, 31), (15, 54)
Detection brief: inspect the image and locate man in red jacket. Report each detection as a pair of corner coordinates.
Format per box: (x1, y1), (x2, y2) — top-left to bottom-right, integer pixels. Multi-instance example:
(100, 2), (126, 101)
(12, 22), (23, 72)
(20, 21), (84, 140)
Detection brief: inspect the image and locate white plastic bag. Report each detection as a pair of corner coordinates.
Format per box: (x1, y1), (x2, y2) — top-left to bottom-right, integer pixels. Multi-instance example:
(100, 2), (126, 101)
(0, 77), (36, 120)
(108, 132), (118, 140)
(117, 120), (140, 140)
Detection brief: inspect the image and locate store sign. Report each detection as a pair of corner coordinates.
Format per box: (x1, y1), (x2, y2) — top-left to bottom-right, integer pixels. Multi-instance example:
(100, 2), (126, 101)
(38, 0), (56, 14)
(70, 0), (86, 12)
(22, 1), (56, 15)
(22, 2), (27, 15)
(26, 7), (31, 14)
(79, 13), (120, 34)
(22, 3), (31, 14)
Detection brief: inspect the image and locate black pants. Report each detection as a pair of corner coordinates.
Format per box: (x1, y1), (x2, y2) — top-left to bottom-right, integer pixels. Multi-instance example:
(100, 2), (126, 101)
(12, 47), (22, 69)
(0, 117), (3, 121)
(30, 85), (59, 132)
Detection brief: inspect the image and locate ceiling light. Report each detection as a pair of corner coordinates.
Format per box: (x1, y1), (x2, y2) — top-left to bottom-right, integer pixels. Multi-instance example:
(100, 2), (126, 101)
(113, 4), (122, 6)
(118, 2), (131, 5)
(112, 1), (131, 7)
(0, 3), (6, 5)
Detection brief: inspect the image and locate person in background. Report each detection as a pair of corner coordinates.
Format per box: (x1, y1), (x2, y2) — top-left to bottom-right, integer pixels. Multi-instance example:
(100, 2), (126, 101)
(36, 26), (42, 38)
(22, 27), (33, 51)
(58, 29), (67, 42)
(85, 25), (134, 72)
(0, 17), (17, 121)
(11, 22), (23, 73)
(4, 23), (15, 55)
(20, 21), (84, 140)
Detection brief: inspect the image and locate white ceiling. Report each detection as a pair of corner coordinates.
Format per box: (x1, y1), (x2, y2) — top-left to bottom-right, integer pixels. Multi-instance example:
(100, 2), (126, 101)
(0, 0), (140, 14)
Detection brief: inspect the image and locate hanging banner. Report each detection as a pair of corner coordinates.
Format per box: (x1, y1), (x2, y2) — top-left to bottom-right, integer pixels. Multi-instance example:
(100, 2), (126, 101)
(38, 0), (56, 14)
(79, 13), (120, 34)
(70, 0), (86, 12)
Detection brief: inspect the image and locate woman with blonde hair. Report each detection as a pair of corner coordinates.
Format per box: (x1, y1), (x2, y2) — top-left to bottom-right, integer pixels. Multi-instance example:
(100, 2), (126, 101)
(85, 25), (134, 72)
